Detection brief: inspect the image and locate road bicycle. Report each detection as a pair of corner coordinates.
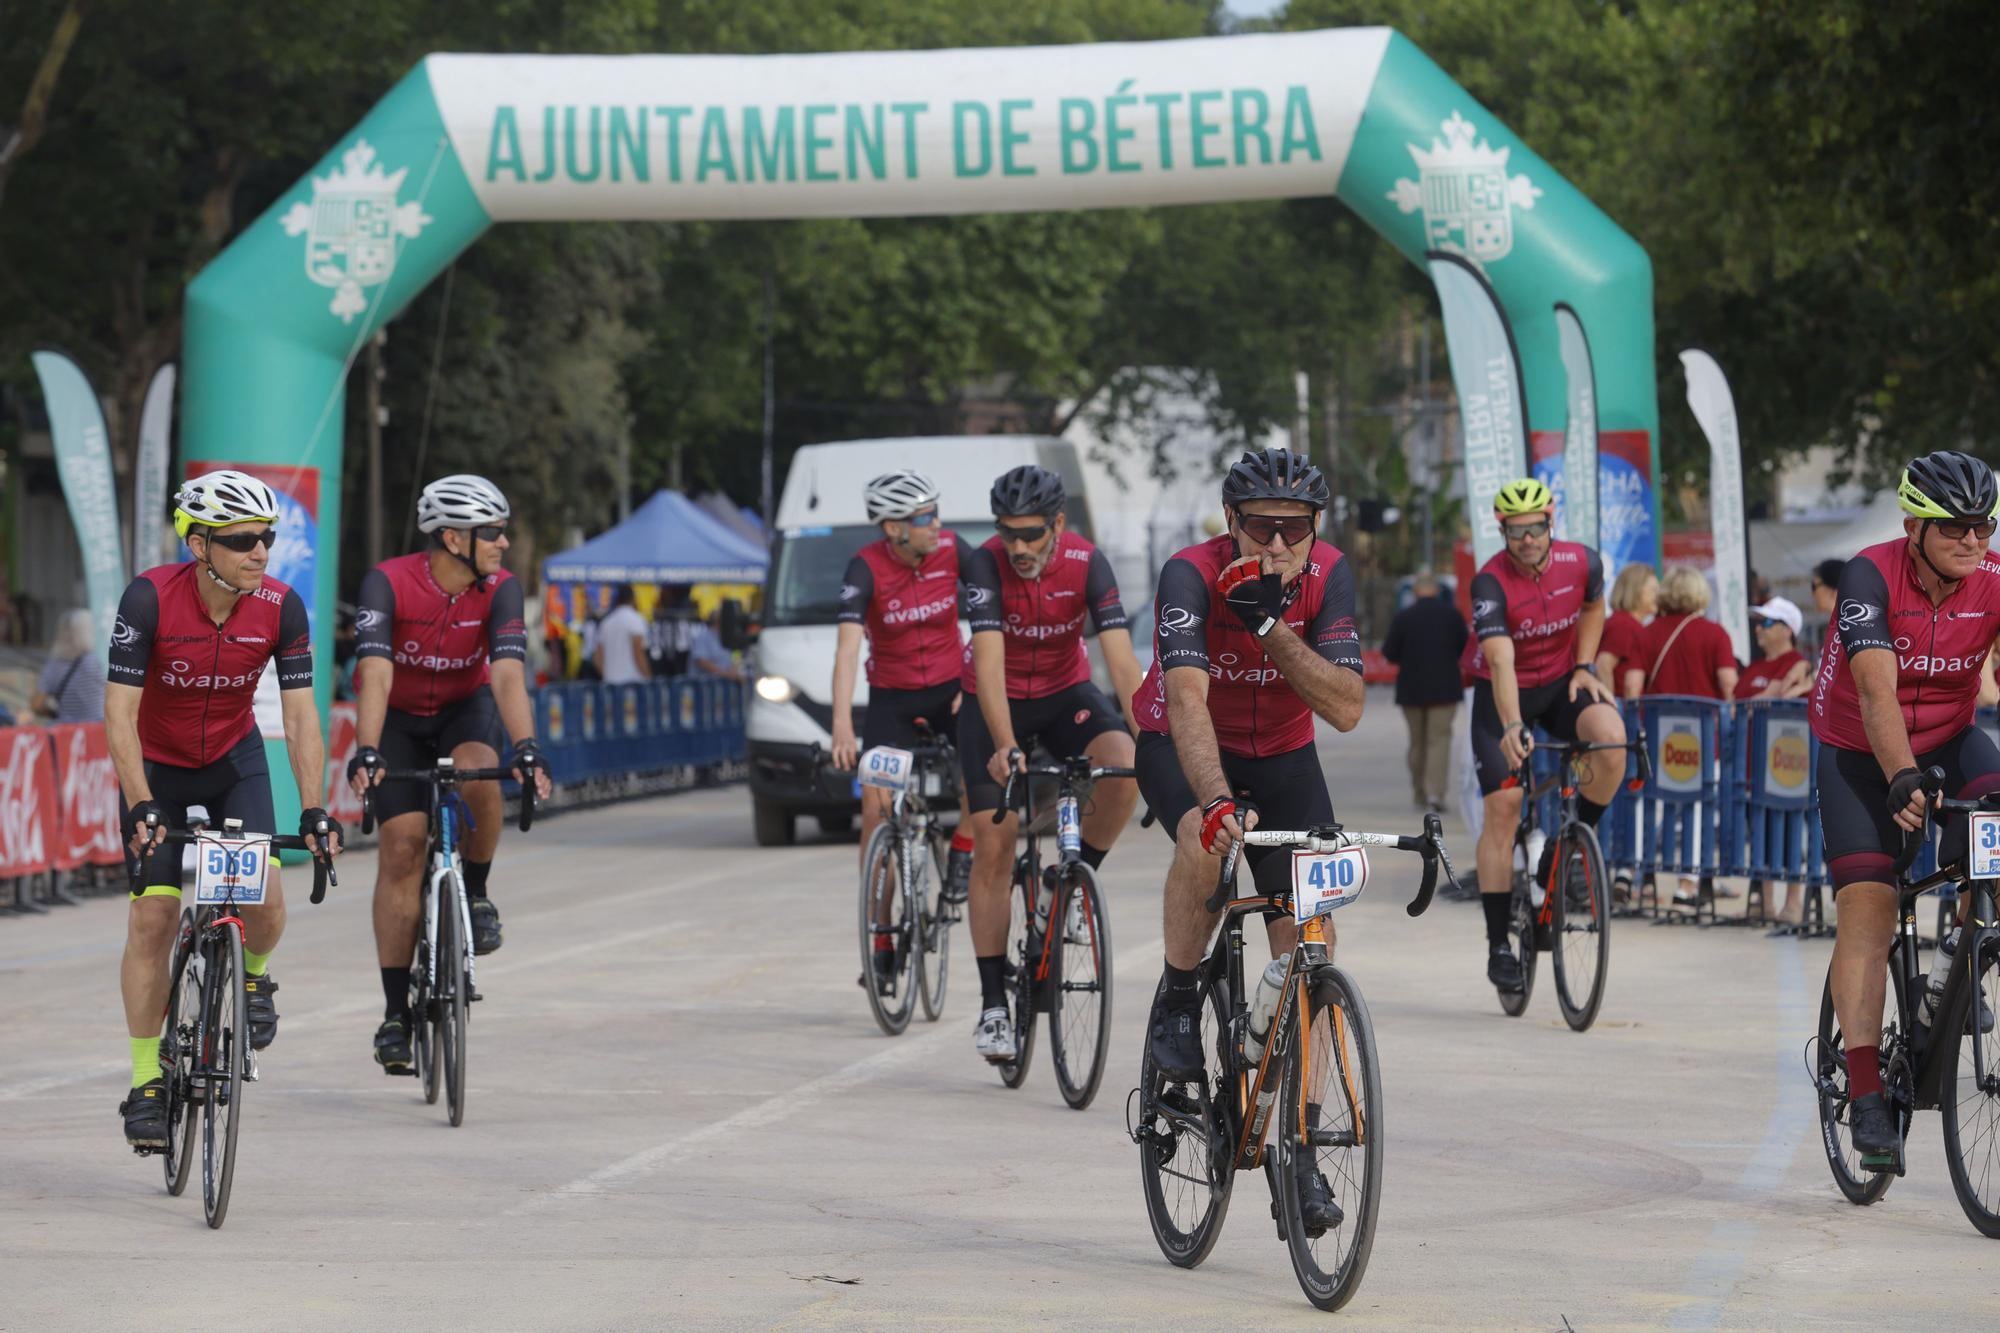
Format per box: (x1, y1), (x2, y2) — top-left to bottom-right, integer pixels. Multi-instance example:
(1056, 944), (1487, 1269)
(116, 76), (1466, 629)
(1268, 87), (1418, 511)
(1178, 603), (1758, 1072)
(1130, 812), (1455, 1310)
(1809, 768), (2000, 1235)
(132, 812), (335, 1228)
(1497, 735), (1648, 1032)
(987, 755), (1137, 1110)
(361, 758), (536, 1127)
(853, 722), (958, 1035)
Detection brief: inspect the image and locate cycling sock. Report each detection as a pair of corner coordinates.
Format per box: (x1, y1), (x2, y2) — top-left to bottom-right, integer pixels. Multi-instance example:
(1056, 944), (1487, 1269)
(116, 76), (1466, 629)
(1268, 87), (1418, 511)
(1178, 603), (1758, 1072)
(1578, 796), (1609, 828)
(873, 931), (895, 952)
(130, 1036), (162, 1088)
(1160, 961), (1200, 1010)
(242, 948), (271, 978)
(977, 954), (1008, 1009)
(950, 829), (975, 857)
(1081, 840), (1109, 871)
(1482, 892), (1513, 947)
(381, 967), (412, 1021)
(463, 859), (492, 900)
(1847, 1044), (1883, 1099)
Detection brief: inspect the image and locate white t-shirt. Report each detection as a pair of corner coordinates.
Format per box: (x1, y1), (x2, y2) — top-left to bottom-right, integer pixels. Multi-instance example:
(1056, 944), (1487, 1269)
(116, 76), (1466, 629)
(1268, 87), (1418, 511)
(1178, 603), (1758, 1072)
(597, 605), (650, 683)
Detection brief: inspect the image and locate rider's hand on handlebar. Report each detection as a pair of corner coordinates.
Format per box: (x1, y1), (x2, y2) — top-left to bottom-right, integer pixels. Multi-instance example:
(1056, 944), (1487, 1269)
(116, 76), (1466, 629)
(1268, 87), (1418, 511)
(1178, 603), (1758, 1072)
(298, 807), (345, 858)
(124, 800), (166, 857)
(511, 740), (554, 799)
(346, 745), (384, 798)
(1197, 795), (1257, 857)
(1887, 766), (1930, 833)
(830, 720), (858, 771)
(986, 745), (1026, 788)
(1500, 722), (1535, 769)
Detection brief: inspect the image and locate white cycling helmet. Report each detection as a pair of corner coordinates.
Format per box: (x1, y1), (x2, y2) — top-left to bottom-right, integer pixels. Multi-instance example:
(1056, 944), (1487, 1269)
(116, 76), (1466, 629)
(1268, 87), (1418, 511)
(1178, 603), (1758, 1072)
(417, 474), (511, 534)
(863, 469), (940, 522)
(173, 469), (280, 539)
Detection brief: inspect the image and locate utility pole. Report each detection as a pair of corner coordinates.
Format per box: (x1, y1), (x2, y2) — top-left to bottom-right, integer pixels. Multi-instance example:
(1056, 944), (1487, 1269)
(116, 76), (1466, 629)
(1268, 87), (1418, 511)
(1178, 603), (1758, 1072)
(761, 261), (776, 527)
(365, 331), (385, 566)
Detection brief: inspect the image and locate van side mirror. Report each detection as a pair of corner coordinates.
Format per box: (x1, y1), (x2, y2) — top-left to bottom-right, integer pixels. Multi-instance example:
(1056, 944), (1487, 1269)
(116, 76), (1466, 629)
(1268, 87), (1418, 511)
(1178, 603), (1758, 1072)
(719, 598), (755, 651)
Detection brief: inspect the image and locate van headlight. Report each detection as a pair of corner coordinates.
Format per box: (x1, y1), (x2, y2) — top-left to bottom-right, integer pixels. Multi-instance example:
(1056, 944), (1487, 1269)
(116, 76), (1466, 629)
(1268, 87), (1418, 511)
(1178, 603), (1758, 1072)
(755, 674), (799, 704)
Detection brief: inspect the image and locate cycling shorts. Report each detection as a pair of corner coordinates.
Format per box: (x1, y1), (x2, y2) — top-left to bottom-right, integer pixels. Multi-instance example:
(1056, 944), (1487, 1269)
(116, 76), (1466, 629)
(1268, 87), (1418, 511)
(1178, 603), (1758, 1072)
(860, 682), (960, 755)
(1817, 728), (2000, 890)
(122, 730), (275, 897)
(958, 682), (1127, 813)
(371, 686), (504, 824)
(1470, 677), (1614, 795)
(1135, 731), (1333, 897)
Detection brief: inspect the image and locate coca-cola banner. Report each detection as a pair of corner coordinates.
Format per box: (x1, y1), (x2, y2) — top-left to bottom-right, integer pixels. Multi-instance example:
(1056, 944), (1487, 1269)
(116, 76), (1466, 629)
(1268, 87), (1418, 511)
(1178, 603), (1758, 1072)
(50, 723), (122, 868)
(0, 727), (60, 877)
(324, 703), (364, 828)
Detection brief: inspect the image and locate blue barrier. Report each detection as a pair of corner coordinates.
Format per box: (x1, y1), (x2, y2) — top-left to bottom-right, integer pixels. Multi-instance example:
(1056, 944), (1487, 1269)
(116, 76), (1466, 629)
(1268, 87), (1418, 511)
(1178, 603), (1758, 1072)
(521, 676), (744, 786)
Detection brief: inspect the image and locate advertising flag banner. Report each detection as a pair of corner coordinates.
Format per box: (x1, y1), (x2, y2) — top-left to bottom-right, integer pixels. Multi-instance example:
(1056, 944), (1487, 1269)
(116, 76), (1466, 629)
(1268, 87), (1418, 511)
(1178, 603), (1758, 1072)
(134, 363), (177, 576)
(1680, 349), (1750, 664)
(1554, 305), (1599, 551)
(30, 350), (126, 651)
(1429, 252), (1528, 565)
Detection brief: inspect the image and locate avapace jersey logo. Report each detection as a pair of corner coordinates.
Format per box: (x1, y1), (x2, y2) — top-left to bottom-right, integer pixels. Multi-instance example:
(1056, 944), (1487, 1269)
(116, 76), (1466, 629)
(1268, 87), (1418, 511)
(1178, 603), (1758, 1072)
(1158, 605), (1201, 632)
(1838, 598), (1880, 632)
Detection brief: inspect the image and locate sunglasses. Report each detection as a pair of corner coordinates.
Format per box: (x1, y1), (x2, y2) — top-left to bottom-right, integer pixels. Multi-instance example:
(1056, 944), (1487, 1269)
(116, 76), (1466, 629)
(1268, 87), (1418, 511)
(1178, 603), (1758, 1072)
(1934, 518), (1998, 542)
(1754, 617), (1782, 631)
(205, 529), (277, 553)
(903, 511), (940, 528)
(1236, 514), (1316, 546)
(1502, 520), (1551, 541)
(994, 522), (1050, 546)
(470, 524), (508, 542)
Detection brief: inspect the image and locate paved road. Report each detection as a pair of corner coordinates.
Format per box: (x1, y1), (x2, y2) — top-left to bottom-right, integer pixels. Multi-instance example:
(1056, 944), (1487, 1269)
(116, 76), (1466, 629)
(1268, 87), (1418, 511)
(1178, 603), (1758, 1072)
(4, 687), (1996, 1329)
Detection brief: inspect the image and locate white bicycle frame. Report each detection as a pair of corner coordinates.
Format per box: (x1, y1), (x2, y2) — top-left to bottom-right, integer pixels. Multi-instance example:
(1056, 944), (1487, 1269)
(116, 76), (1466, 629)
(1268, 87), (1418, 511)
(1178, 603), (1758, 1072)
(423, 848), (476, 994)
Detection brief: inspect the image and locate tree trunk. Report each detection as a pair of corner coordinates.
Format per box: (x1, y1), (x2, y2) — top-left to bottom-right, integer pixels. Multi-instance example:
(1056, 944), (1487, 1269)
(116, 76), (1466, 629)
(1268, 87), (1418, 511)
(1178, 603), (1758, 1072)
(0, 0), (90, 211)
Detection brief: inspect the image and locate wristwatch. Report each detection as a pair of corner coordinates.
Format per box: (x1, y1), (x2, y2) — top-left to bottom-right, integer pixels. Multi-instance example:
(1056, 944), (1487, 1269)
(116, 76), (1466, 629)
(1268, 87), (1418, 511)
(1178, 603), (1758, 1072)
(1572, 662), (1598, 677)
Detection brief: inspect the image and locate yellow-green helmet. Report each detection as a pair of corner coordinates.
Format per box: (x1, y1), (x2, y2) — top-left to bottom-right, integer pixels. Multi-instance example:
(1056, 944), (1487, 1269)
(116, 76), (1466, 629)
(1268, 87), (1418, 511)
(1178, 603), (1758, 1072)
(1897, 451), (1999, 521)
(1493, 478), (1554, 517)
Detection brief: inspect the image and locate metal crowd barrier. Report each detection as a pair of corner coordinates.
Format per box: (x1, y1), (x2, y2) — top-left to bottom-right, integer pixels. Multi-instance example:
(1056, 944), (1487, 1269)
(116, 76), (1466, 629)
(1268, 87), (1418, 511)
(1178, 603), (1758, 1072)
(527, 677), (745, 787)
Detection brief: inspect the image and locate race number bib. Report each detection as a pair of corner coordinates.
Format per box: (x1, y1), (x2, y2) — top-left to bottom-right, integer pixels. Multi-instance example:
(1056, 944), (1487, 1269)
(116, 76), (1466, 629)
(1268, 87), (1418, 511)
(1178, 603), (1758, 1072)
(858, 746), (914, 792)
(1292, 848), (1368, 922)
(1971, 814), (2000, 880)
(193, 835), (272, 906)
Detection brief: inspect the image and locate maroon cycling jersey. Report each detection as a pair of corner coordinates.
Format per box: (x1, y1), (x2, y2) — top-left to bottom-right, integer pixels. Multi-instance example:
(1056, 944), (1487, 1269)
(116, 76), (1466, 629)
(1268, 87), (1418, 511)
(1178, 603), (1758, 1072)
(1810, 538), (2000, 755)
(353, 552), (528, 717)
(959, 531), (1128, 698)
(1462, 541), (1607, 689)
(1133, 533), (1362, 758)
(107, 563), (313, 769)
(836, 531), (978, 690)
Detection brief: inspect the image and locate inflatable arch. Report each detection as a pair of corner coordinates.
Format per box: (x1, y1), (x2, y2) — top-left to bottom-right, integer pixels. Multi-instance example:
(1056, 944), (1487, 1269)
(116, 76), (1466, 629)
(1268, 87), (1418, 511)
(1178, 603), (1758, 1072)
(184, 28), (1660, 782)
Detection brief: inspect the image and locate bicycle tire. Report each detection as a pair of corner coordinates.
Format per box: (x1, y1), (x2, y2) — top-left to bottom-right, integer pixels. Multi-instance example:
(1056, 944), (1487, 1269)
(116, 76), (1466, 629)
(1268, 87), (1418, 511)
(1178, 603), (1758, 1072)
(1137, 975), (1236, 1267)
(1813, 967), (1895, 1206)
(201, 927), (247, 1229)
(858, 824), (918, 1036)
(1277, 965), (1384, 1312)
(1049, 863), (1113, 1110)
(1940, 926), (2000, 1236)
(415, 906), (440, 1105)
(997, 866), (1040, 1089)
(1497, 854), (1538, 1017)
(440, 875), (470, 1127)
(162, 916), (200, 1197)
(918, 826), (951, 1022)
(1551, 823), (1612, 1032)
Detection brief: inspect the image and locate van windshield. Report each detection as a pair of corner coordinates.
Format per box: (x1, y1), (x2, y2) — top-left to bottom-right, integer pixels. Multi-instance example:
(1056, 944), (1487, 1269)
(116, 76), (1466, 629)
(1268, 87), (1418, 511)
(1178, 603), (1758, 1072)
(767, 524), (883, 627)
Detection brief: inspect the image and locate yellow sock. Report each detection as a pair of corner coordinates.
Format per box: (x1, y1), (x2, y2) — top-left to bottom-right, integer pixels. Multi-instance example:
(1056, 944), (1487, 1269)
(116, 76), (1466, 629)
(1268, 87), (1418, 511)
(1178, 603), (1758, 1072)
(243, 948), (271, 977)
(130, 1037), (162, 1087)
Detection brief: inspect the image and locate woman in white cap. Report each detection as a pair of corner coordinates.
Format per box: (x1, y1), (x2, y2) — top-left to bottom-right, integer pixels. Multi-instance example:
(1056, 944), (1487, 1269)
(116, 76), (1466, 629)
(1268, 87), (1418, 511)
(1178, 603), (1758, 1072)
(1733, 597), (1810, 700)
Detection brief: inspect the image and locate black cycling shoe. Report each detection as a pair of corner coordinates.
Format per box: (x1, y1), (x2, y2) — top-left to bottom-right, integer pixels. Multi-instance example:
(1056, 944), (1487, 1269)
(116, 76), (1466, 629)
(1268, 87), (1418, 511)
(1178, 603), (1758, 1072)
(1487, 944), (1526, 992)
(243, 972), (279, 1050)
(1149, 1004), (1205, 1082)
(1848, 1091), (1901, 1168)
(470, 898), (503, 955)
(373, 1018), (416, 1075)
(943, 847), (972, 905)
(871, 946), (897, 997)
(1294, 1162), (1345, 1237)
(120, 1078), (170, 1150)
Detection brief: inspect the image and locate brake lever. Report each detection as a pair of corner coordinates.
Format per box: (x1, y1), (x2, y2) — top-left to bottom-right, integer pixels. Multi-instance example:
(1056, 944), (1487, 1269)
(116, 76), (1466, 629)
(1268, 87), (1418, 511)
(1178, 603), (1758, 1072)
(1204, 840), (1242, 914)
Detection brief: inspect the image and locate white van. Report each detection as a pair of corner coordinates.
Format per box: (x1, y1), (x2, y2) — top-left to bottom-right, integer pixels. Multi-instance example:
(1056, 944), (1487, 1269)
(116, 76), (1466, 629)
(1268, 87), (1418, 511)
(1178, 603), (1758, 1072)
(746, 436), (1095, 845)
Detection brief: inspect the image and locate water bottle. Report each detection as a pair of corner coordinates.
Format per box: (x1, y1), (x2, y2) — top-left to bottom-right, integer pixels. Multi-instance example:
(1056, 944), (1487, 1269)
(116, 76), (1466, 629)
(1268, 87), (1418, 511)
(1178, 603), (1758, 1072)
(1920, 927), (1960, 1027)
(1242, 954), (1292, 1066)
(1057, 793), (1082, 859)
(1033, 867), (1055, 938)
(1526, 830), (1548, 907)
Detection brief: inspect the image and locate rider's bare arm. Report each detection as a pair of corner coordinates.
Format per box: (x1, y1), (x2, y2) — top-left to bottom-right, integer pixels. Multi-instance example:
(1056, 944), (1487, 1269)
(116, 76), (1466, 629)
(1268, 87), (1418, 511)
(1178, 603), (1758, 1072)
(104, 683), (152, 807)
(352, 567), (396, 750)
(1574, 597), (1607, 665)
(830, 622), (864, 742)
(1485, 634), (1524, 729)
(1098, 627), (1147, 733)
(1854, 648), (1918, 782)
(1165, 666), (1229, 808)
(1261, 621), (1362, 731)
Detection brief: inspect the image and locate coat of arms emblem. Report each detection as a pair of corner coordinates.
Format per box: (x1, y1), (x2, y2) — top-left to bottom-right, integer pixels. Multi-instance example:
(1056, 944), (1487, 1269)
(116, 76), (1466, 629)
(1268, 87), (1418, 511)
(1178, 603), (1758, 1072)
(280, 140), (433, 323)
(1387, 112), (1542, 265)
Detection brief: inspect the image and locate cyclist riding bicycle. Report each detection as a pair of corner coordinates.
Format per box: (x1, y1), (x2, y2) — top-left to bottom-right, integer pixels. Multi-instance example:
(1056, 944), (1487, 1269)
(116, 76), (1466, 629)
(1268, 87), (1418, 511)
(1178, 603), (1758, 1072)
(346, 474), (553, 1075)
(107, 470), (343, 1148)
(959, 464), (1145, 1062)
(1809, 450), (2000, 1163)
(831, 470), (980, 992)
(1463, 478), (1626, 993)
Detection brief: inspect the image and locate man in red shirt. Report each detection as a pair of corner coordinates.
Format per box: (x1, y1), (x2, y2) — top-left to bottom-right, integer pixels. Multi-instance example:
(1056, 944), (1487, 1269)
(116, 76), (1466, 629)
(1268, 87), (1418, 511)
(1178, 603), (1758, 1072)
(1734, 597), (1809, 699)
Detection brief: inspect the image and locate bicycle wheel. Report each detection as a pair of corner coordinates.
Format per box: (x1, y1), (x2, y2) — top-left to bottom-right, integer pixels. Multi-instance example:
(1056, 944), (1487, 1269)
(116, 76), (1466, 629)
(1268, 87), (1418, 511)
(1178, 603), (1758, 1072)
(1497, 856), (1539, 1017)
(439, 878), (470, 1127)
(201, 928), (247, 1229)
(161, 917), (201, 1197)
(1551, 823), (1612, 1032)
(1049, 863), (1113, 1109)
(997, 865), (1041, 1089)
(858, 823), (919, 1035)
(1940, 926), (2000, 1236)
(1812, 967), (1895, 1205)
(917, 826), (951, 1023)
(414, 914), (440, 1106)
(1137, 973), (1235, 1267)
(1278, 965), (1384, 1312)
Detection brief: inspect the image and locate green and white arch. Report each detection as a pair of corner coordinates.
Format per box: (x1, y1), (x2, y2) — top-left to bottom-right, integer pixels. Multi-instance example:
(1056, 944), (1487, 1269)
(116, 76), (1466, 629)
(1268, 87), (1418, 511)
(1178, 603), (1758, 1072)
(184, 28), (1659, 816)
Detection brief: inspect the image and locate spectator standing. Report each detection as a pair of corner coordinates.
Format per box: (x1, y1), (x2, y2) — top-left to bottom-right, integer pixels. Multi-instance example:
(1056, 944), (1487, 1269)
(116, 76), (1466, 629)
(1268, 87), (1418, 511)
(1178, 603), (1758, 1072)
(594, 585), (651, 684)
(1598, 563), (1658, 698)
(31, 608), (106, 724)
(647, 585), (700, 677)
(688, 614), (746, 684)
(577, 598), (604, 681)
(1381, 573), (1468, 812)
(1810, 558), (1845, 618)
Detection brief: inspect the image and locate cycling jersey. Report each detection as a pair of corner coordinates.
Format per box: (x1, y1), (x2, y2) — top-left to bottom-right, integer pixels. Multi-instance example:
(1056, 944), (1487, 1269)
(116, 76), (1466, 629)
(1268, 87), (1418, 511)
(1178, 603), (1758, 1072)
(353, 552), (527, 717)
(836, 531), (978, 691)
(1734, 648), (1805, 700)
(1462, 541), (1607, 689)
(1134, 533), (1362, 758)
(1809, 538), (2000, 755)
(107, 563), (313, 769)
(960, 531), (1128, 698)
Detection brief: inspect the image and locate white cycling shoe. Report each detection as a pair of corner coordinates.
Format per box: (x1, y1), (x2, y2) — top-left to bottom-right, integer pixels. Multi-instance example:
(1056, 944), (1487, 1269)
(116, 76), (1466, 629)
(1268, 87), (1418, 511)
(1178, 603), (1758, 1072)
(974, 1006), (1016, 1062)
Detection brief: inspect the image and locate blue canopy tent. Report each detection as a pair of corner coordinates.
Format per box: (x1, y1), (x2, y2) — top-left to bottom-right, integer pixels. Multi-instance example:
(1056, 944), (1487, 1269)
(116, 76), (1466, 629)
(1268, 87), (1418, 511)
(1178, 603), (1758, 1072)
(544, 490), (767, 587)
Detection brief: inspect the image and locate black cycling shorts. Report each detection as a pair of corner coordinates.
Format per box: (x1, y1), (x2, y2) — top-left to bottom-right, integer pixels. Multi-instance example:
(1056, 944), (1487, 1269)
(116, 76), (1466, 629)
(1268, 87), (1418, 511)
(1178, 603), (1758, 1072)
(1135, 731), (1334, 897)
(958, 682), (1127, 813)
(861, 681), (959, 755)
(1817, 729), (2000, 890)
(1469, 677), (1615, 795)
(371, 686), (504, 824)
(123, 729), (275, 896)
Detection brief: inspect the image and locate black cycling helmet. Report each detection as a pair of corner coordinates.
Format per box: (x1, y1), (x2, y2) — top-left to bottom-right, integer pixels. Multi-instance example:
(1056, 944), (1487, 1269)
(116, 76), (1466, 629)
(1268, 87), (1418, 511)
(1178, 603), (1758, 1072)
(990, 464), (1066, 518)
(1898, 450), (2000, 522)
(1221, 448), (1329, 511)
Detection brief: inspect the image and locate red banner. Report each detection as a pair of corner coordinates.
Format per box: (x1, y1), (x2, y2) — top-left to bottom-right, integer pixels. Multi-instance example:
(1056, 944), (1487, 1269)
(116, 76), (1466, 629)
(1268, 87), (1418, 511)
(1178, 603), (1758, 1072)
(324, 702), (364, 828)
(49, 723), (122, 868)
(0, 727), (59, 877)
